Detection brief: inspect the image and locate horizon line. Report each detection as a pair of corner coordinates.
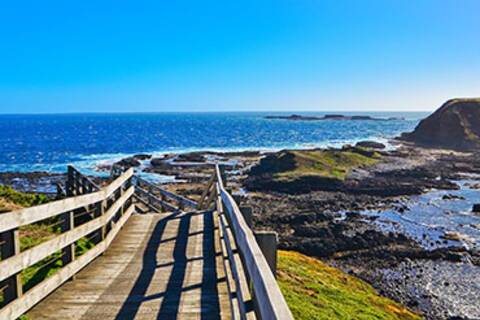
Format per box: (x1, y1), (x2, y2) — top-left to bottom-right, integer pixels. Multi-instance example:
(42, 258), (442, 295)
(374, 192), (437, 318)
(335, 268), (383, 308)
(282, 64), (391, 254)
(0, 110), (432, 116)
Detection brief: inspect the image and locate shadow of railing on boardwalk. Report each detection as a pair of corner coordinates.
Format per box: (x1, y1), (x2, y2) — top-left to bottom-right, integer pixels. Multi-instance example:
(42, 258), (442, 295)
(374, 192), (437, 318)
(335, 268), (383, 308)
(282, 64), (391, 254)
(114, 212), (180, 319)
(113, 211), (222, 319)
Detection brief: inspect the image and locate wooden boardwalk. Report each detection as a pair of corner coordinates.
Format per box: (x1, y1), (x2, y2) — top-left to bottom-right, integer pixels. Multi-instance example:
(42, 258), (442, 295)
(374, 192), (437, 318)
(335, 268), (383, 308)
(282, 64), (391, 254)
(26, 211), (230, 320)
(1, 165), (293, 320)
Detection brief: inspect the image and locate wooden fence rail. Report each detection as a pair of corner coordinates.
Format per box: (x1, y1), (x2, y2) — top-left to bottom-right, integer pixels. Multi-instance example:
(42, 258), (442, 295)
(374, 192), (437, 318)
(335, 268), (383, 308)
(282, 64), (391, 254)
(0, 168), (134, 320)
(66, 165), (101, 196)
(134, 186), (177, 212)
(211, 165), (294, 320)
(135, 176), (198, 210)
(0, 163), (293, 320)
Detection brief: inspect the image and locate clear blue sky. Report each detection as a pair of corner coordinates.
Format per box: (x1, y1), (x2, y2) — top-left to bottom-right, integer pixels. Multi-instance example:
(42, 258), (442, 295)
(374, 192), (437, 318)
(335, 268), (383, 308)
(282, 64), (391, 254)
(1, 0), (479, 113)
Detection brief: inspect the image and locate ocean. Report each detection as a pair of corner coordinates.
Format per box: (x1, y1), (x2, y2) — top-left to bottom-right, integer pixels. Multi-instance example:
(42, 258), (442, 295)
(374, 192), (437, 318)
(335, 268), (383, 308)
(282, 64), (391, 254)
(0, 112), (426, 174)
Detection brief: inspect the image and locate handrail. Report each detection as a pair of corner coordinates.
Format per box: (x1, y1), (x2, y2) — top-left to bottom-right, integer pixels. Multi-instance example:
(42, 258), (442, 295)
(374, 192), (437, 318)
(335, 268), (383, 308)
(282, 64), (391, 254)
(134, 186), (177, 212)
(213, 164), (293, 320)
(135, 176), (197, 209)
(66, 165), (101, 196)
(0, 187), (134, 283)
(0, 168), (135, 320)
(0, 168), (133, 233)
(133, 193), (162, 213)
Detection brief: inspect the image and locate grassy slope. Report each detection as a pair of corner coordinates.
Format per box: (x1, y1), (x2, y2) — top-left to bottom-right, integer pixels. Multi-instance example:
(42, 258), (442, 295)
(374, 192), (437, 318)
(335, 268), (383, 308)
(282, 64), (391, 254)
(0, 197), (22, 213)
(0, 186), (94, 306)
(0, 185), (48, 210)
(278, 251), (422, 320)
(274, 149), (380, 181)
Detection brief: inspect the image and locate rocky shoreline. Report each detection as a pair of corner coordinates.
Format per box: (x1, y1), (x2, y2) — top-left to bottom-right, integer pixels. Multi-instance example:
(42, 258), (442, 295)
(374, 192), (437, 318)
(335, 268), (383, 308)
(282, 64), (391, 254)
(2, 98), (478, 319)
(146, 143), (480, 319)
(3, 142), (480, 319)
(241, 143), (480, 319)
(94, 141), (480, 319)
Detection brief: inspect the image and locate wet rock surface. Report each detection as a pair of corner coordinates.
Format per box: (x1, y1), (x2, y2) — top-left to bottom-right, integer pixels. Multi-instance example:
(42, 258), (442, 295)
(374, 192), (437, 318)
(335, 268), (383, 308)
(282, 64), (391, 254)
(237, 144), (480, 319)
(115, 156), (141, 168)
(0, 171), (66, 194)
(340, 259), (480, 320)
(245, 145), (480, 196)
(5, 142), (480, 319)
(242, 186), (480, 319)
(355, 140), (387, 149)
(174, 152), (206, 163)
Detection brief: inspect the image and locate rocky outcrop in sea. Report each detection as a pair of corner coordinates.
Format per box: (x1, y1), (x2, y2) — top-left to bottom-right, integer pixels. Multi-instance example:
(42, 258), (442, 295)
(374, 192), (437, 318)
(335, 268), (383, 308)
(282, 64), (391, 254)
(400, 98), (480, 151)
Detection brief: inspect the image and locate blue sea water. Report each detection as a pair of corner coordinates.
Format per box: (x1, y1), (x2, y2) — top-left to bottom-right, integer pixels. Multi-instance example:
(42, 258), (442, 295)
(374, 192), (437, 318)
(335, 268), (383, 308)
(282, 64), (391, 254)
(0, 112), (426, 174)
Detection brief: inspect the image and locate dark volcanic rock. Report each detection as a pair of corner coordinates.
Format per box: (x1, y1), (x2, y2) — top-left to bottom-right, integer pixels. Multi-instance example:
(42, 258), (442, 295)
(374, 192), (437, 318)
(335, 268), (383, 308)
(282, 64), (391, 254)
(442, 194), (465, 201)
(473, 204), (480, 213)
(115, 157), (141, 168)
(265, 114), (321, 121)
(355, 141), (386, 149)
(174, 153), (206, 163)
(115, 154), (152, 168)
(150, 157), (173, 170)
(150, 158), (164, 167)
(133, 154), (152, 160)
(400, 98), (480, 151)
(265, 114), (404, 121)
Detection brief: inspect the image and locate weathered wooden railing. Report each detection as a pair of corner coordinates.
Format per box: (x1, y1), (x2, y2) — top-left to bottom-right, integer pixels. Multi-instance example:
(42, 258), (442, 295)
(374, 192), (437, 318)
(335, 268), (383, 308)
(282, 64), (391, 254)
(135, 176), (197, 212)
(110, 163), (198, 213)
(201, 165), (294, 320)
(0, 168), (134, 319)
(66, 165), (101, 196)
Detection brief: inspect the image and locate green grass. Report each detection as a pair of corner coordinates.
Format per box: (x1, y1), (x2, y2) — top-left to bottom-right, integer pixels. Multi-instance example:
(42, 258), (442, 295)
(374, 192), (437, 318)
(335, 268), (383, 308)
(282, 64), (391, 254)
(0, 185), (48, 210)
(20, 236), (95, 293)
(19, 223), (61, 252)
(448, 97), (480, 104)
(75, 236), (96, 256)
(0, 186), (95, 318)
(274, 149), (380, 181)
(21, 251), (64, 292)
(277, 250), (422, 320)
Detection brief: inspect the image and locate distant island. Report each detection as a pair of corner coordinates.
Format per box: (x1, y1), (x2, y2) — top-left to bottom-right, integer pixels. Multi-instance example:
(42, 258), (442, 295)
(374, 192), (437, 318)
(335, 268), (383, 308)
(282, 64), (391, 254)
(265, 114), (405, 121)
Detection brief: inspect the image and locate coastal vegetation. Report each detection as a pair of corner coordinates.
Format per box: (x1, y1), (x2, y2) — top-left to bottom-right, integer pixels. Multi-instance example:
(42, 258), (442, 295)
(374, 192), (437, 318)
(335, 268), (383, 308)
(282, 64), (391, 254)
(0, 187), (94, 306)
(272, 149), (381, 181)
(245, 147), (382, 193)
(277, 250), (422, 320)
(0, 185), (48, 213)
(250, 148), (381, 182)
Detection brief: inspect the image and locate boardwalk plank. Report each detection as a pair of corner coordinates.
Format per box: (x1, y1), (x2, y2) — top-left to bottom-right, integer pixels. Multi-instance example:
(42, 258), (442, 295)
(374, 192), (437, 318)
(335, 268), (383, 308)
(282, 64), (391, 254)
(26, 211), (230, 320)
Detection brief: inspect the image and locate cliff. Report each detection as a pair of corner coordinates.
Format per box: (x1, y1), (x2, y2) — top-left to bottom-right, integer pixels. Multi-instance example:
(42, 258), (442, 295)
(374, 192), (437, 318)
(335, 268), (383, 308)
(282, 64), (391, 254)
(401, 98), (480, 151)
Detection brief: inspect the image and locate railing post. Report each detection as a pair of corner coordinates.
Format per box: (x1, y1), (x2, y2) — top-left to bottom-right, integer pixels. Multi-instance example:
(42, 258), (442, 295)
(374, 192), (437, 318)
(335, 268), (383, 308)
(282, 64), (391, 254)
(61, 211), (75, 279)
(205, 186), (217, 210)
(232, 194), (242, 205)
(119, 183), (125, 216)
(0, 229), (23, 303)
(160, 193), (165, 212)
(240, 206), (253, 229)
(254, 231), (278, 277)
(198, 173), (216, 210)
(96, 199), (107, 244)
(67, 165), (74, 196)
(219, 165), (227, 187)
